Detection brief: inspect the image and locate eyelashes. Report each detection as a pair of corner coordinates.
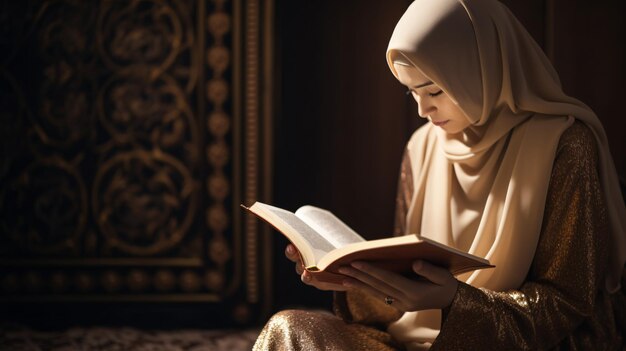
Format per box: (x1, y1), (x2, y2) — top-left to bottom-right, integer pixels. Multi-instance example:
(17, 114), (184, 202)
(406, 89), (444, 97)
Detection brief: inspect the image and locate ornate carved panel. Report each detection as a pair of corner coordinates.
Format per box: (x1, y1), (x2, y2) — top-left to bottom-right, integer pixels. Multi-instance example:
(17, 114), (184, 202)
(0, 0), (272, 327)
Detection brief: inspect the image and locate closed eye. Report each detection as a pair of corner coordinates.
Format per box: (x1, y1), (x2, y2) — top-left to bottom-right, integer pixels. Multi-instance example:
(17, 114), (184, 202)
(406, 89), (444, 97)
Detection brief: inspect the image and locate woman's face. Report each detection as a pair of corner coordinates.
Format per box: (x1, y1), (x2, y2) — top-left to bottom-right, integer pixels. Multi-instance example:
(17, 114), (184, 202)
(394, 63), (471, 135)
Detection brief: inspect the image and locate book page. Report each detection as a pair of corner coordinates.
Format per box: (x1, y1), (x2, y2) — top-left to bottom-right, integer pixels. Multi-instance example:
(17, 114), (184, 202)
(260, 204), (336, 262)
(295, 206), (365, 248)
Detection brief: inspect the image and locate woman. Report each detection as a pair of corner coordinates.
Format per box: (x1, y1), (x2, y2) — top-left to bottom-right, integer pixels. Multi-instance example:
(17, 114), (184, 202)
(253, 0), (626, 349)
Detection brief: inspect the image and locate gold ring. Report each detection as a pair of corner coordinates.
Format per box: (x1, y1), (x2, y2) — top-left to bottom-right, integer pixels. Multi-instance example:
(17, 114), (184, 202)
(384, 296), (394, 305)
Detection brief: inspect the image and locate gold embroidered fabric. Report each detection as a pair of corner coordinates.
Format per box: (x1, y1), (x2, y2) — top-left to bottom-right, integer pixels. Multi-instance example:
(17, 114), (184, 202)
(253, 122), (625, 350)
(252, 309), (403, 351)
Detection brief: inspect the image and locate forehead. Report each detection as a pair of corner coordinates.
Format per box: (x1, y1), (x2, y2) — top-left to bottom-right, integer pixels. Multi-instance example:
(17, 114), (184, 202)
(393, 63), (430, 87)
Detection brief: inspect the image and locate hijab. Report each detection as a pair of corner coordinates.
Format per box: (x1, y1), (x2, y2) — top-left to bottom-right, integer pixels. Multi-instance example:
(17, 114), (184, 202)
(385, 0), (626, 348)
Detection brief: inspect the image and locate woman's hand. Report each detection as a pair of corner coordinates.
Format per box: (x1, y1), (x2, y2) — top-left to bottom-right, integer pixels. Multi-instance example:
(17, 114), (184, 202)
(338, 260), (459, 312)
(285, 244), (348, 291)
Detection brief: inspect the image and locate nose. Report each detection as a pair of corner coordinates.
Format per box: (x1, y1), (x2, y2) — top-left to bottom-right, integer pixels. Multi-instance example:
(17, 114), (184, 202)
(416, 96), (436, 118)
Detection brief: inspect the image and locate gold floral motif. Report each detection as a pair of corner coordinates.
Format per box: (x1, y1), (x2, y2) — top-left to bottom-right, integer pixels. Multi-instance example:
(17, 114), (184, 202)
(154, 269), (176, 292)
(207, 46), (230, 74)
(33, 2), (95, 148)
(204, 269), (224, 292)
(206, 204), (229, 233)
(110, 23), (170, 62)
(2, 157), (87, 254)
(127, 269), (150, 293)
(23, 271), (43, 293)
(0, 0), (255, 309)
(207, 12), (230, 38)
(206, 141), (229, 167)
(207, 111), (230, 137)
(101, 270), (122, 293)
(203, 0), (236, 301)
(98, 74), (196, 151)
(206, 78), (229, 104)
(43, 60), (73, 85)
(93, 150), (196, 256)
(50, 271), (69, 293)
(39, 9), (89, 56)
(179, 270), (201, 292)
(75, 272), (95, 292)
(207, 174), (229, 200)
(208, 235), (231, 265)
(97, 0), (189, 77)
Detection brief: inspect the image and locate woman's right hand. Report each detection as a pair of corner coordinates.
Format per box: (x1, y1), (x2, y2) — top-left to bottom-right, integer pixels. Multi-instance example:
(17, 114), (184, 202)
(285, 244), (348, 291)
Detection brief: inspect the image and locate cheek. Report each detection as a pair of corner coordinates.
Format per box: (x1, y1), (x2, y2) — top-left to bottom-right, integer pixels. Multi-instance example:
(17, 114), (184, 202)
(444, 104), (469, 122)
(454, 113), (472, 128)
(444, 104), (472, 131)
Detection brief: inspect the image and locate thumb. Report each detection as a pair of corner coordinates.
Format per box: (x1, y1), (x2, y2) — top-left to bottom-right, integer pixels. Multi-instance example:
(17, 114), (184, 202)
(412, 260), (451, 285)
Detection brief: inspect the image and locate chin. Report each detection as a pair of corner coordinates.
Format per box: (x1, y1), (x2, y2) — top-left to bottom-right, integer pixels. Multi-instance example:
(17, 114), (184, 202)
(442, 126), (463, 135)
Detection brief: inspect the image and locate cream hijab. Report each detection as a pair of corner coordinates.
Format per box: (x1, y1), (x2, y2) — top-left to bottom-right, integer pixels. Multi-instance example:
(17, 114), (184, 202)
(385, 0), (626, 348)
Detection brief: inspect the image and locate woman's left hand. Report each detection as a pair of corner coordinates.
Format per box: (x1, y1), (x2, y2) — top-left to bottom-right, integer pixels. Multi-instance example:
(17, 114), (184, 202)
(338, 260), (459, 312)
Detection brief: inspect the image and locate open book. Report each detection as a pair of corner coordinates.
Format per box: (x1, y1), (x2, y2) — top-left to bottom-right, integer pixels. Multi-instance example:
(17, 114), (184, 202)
(242, 201), (494, 284)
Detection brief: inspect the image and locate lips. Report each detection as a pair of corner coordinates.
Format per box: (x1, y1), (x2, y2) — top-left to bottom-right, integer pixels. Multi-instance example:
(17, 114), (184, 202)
(431, 120), (449, 126)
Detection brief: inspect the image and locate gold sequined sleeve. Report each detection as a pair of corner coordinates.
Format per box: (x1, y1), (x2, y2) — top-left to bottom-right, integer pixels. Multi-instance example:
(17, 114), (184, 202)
(394, 148), (413, 237)
(333, 148), (412, 326)
(431, 122), (621, 350)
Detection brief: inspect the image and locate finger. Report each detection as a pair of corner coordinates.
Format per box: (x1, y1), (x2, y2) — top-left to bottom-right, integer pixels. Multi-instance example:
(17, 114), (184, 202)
(339, 264), (404, 298)
(301, 270), (312, 284)
(412, 260), (452, 285)
(302, 271), (348, 291)
(347, 261), (409, 294)
(341, 276), (404, 310)
(295, 262), (304, 275)
(285, 244), (299, 262)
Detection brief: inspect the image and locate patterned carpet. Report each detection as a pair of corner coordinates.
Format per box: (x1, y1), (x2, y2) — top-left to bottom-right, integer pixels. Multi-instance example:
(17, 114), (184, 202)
(0, 324), (260, 351)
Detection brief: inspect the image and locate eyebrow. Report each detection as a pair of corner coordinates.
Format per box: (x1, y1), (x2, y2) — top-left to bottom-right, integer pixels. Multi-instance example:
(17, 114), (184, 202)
(412, 81), (434, 89)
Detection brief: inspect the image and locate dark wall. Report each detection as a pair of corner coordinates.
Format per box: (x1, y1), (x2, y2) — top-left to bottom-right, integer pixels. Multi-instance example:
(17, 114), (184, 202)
(271, 0), (626, 311)
(550, 0), (626, 177)
(272, 0), (419, 310)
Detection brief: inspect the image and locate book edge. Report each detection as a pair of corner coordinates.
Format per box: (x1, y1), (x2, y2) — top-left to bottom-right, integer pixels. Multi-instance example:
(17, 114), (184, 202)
(316, 234), (492, 272)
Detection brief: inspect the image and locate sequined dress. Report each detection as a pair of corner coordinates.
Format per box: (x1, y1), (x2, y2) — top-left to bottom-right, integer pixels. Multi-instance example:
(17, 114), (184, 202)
(253, 122), (626, 350)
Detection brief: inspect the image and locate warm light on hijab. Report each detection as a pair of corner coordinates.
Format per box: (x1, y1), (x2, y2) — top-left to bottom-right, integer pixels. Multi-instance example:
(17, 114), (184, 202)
(391, 55), (411, 67)
(385, 0), (626, 349)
